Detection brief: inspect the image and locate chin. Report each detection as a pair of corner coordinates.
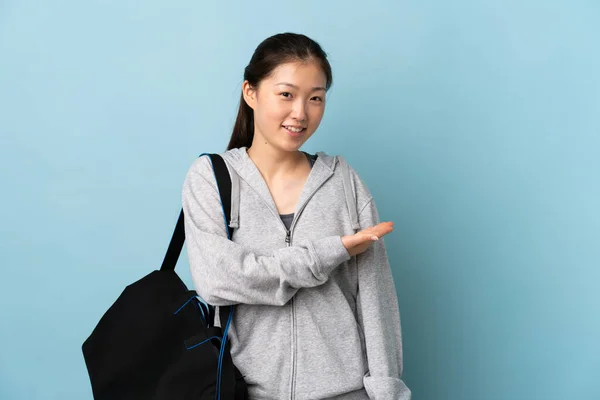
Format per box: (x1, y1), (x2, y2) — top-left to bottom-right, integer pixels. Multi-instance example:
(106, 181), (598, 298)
(280, 143), (303, 152)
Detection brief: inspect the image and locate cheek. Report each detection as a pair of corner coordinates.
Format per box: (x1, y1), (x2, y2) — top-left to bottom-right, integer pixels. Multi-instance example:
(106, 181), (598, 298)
(258, 99), (288, 124)
(308, 107), (325, 126)
(265, 102), (289, 121)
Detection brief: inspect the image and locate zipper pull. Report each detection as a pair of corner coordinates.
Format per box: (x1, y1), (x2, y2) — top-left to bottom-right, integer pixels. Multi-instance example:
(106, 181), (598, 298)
(285, 230), (291, 245)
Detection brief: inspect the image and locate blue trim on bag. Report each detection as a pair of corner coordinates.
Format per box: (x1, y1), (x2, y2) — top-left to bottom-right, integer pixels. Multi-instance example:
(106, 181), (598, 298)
(174, 294), (197, 315)
(196, 301), (205, 324)
(184, 335), (222, 350)
(174, 296), (208, 326)
(217, 306), (234, 400)
(194, 299), (208, 326)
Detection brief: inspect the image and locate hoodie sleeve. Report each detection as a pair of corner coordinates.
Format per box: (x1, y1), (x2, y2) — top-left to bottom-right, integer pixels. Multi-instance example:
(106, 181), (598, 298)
(182, 156), (351, 307)
(356, 197), (411, 400)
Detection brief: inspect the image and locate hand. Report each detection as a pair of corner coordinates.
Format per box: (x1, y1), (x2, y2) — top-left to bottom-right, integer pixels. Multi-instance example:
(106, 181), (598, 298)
(342, 221), (394, 257)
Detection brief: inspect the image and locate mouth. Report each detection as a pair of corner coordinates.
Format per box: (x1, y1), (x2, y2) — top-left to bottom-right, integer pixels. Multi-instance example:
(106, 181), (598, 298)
(282, 125), (306, 137)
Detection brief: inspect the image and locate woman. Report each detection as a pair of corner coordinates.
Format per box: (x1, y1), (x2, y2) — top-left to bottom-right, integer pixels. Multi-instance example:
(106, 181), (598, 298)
(182, 32), (411, 400)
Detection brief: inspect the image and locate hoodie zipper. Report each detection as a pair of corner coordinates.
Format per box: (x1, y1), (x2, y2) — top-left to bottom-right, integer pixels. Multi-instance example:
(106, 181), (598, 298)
(279, 182), (331, 400)
(285, 228), (297, 400)
(257, 200), (309, 400)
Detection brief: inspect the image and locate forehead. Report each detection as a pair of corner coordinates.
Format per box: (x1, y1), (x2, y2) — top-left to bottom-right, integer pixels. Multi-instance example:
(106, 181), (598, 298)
(264, 61), (327, 88)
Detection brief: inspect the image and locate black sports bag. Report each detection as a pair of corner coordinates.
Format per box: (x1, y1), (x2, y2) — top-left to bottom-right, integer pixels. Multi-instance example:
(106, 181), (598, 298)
(82, 153), (247, 400)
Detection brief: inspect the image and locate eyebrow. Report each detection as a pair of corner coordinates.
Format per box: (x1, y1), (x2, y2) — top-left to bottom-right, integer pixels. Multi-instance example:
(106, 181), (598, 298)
(275, 82), (326, 92)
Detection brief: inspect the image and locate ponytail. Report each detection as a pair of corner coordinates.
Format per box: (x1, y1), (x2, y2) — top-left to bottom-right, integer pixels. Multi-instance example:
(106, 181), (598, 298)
(227, 92), (254, 150)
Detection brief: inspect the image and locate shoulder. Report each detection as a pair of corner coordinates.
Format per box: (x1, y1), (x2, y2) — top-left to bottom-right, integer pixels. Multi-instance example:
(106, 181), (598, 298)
(186, 148), (242, 179)
(183, 155), (215, 190)
(315, 150), (374, 213)
(184, 151), (230, 194)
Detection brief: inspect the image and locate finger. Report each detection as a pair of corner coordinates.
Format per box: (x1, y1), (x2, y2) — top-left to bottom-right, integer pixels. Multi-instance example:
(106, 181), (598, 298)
(373, 225), (393, 236)
(363, 233), (379, 242)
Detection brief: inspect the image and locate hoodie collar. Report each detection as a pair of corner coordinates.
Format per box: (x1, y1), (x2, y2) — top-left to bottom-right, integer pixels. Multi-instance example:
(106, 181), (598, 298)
(221, 147), (338, 222)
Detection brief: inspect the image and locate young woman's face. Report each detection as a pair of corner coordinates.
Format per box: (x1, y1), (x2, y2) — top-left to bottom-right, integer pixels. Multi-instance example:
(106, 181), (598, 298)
(243, 60), (327, 152)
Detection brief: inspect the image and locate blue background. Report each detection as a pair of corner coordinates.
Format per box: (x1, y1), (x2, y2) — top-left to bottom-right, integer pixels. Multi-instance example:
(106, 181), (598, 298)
(1, 1), (599, 399)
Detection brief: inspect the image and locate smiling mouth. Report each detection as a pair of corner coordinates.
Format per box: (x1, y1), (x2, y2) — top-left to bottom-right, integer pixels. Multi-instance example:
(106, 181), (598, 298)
(282, 125), (306, 133)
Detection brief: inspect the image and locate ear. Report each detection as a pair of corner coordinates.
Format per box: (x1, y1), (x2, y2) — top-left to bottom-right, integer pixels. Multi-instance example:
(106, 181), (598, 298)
(242, 80), (257, 110)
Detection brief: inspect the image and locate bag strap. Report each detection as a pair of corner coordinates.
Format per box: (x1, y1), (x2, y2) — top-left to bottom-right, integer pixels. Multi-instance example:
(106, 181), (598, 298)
(160, 153), (234, 271)
(158, 153), (237, 399)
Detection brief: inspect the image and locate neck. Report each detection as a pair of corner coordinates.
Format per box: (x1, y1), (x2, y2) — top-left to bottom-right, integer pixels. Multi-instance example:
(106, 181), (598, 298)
(246, 141), (306, 184)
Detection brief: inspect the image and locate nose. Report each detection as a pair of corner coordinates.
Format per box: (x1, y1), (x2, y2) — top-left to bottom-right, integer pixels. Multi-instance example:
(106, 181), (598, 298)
(291, 101), (307, 123)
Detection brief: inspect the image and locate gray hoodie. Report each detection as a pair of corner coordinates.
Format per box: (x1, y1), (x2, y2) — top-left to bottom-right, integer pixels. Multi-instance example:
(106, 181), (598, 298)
(182, 147), (411, 400)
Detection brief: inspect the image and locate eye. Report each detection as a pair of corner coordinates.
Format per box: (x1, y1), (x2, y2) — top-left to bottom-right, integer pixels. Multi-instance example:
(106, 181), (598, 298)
(280, 92), (292, 98)
(311, 96), (323, 102)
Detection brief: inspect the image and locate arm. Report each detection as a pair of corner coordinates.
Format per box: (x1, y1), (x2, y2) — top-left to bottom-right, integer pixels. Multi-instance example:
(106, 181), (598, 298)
(356, 197), (411, 400)
(182, 156), (351, 307)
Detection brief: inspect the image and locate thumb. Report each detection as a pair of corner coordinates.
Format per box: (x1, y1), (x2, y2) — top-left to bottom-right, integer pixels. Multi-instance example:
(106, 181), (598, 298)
(356, 232), (380, 244)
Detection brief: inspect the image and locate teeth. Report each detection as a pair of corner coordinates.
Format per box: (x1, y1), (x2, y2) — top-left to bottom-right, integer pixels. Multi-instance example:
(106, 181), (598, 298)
(284, 126), (304, 133)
